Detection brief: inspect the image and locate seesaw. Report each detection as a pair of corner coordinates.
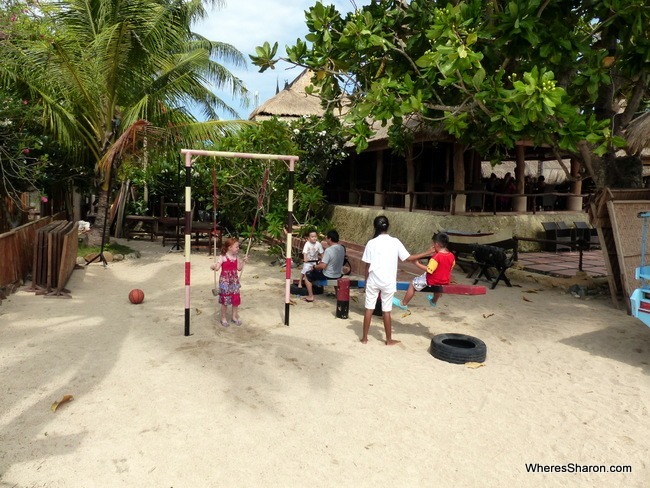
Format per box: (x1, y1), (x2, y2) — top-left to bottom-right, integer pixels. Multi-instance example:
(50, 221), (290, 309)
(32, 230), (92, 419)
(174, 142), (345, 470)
(301, 279), (486, 295)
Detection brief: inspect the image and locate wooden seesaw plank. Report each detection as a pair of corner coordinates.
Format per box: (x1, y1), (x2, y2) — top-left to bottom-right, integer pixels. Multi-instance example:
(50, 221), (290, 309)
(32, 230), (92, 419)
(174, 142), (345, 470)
(301, 279), (486, 295)
(419, 284), (487, 295)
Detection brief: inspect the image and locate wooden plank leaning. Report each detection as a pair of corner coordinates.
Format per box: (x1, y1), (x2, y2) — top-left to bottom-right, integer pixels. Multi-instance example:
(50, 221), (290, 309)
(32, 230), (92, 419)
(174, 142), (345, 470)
(28, 220), (61, 292)
(46, 221), (79, 298)
(36, 220), (67, 295)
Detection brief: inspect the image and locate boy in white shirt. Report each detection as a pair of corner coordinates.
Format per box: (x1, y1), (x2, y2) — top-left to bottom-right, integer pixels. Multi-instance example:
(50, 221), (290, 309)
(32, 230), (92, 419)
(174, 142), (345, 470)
(300, 230), (324, 287)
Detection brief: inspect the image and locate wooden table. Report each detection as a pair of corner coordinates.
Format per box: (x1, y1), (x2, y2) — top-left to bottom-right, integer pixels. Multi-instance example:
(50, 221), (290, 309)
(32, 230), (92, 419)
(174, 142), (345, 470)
(158, 218), (222, 253)
(125, 215), (158, 241)
(188, 221), (222, 254)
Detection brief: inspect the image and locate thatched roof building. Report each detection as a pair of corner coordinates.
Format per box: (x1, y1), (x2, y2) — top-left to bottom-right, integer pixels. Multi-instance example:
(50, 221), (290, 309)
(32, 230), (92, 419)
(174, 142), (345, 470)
(481, 160), (571, 185)
(626, 112), (650, 156)
(248, 69), (324, 121)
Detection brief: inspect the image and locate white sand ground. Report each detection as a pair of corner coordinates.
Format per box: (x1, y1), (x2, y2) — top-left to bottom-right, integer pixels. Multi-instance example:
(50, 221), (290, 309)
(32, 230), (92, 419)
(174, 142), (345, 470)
(0, 238), (648, 487)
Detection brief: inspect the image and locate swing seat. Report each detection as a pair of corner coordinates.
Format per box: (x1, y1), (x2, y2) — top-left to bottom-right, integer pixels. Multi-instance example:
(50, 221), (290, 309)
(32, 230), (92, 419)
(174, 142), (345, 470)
(630, 287), (650, 328)
(635, 266), (650, 281)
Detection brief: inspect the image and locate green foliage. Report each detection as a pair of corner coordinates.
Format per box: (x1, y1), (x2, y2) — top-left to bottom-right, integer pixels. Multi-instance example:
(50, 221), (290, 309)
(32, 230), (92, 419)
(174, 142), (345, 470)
(252, 0), (650, 186)
(0, 0), (249, 240)
(249, 41), (279, 72)
(0, 90), (49, 198)
(200, 116), (345, 237)
(78, 241), (134, 257)
(289, 113), (348, 185)
(0, 87), (89, 204)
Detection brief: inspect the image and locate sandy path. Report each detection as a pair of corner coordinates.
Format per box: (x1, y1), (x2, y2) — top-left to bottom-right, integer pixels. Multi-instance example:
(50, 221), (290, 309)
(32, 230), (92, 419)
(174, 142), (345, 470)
(0, 238), (648, 487)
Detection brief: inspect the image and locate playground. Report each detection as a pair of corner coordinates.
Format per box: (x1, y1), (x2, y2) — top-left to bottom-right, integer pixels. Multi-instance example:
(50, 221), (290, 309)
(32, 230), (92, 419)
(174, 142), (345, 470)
(0, 237), (648, 487)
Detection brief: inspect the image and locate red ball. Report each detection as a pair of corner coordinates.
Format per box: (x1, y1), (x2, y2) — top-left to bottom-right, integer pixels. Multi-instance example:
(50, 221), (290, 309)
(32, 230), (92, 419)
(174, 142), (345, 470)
(129, 289), (145, 304)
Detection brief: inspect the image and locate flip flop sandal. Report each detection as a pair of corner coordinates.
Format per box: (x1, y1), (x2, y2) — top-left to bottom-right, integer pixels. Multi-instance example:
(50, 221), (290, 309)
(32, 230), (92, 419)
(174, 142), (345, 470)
(232, 319), (242, 326)
(392, 296), (408, 310)
(220, 319), (230, 327)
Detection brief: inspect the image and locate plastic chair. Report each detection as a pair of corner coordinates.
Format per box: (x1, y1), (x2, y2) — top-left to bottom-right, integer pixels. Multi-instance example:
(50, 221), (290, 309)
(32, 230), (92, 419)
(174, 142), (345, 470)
(541, 222), (571, 252)
(574, 221), (600, 250)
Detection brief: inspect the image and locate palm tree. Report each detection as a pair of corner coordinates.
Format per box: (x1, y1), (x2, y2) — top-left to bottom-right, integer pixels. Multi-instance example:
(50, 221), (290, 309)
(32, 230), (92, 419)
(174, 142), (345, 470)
(1, 0), (249, 245)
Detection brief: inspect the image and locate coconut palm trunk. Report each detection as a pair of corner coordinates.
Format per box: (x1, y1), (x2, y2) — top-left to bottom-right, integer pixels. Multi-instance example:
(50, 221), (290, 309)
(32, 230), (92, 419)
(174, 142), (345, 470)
(89, 189), (110, 247)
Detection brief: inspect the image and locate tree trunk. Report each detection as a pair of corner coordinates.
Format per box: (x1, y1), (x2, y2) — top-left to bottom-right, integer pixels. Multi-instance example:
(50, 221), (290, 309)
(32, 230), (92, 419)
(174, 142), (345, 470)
(513, 145), (527, 212)
(87, 188), (109, 247)
(405, 146), (415, 210)
(451, 143), (466, 214)
(374, 151), (384, 207)
(114, 181), (130, 238)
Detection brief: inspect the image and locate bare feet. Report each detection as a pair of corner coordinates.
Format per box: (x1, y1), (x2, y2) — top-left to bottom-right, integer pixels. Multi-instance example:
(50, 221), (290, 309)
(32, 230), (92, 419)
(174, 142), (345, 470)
(385, 339), (401, 346)
(360, 337), (368, 344)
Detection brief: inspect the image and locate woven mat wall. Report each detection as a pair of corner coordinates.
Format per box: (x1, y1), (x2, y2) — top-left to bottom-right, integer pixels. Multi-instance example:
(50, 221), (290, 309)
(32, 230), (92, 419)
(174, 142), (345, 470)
(606, 201), (650, 313)
(589, 188), (650, 312)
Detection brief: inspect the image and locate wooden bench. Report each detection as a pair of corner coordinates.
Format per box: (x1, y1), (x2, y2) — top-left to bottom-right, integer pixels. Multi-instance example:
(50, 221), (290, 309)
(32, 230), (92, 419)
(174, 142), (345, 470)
(299, 278), (486, 295)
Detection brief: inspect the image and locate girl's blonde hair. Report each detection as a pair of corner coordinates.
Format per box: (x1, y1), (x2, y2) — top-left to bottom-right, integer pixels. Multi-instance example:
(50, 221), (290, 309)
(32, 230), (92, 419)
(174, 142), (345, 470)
(221, 237), (239, 255)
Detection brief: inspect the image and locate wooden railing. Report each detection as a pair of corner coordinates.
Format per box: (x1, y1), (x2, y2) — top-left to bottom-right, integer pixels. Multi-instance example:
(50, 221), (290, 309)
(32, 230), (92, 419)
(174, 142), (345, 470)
(351, 189), (593, 214)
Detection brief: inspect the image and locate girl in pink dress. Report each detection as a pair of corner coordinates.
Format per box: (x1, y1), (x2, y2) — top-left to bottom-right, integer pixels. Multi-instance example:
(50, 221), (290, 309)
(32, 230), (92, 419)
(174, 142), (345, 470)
(211, 237), (247, 327)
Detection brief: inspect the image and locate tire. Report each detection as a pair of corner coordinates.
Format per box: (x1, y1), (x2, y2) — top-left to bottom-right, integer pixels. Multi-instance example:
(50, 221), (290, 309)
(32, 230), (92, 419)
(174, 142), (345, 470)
(430, 333), (487, 364)
(290, 284), (308, 296)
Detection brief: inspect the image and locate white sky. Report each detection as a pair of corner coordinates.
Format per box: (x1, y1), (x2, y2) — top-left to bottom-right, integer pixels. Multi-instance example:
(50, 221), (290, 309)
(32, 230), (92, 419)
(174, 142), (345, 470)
(193, 0), (370, 120)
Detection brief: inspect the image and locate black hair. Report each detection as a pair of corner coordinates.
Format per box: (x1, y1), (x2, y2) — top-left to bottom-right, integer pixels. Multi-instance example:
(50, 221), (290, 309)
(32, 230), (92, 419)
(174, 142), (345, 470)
(373, 215), (389, 238)
(326, 229), (339, 242)
(434, 232), (449, 248)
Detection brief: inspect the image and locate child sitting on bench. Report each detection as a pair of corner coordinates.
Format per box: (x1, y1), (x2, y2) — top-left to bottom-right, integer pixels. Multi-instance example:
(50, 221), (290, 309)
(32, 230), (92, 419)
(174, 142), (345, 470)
(300, 230), (324, 288)
(394, 232), (456, 309)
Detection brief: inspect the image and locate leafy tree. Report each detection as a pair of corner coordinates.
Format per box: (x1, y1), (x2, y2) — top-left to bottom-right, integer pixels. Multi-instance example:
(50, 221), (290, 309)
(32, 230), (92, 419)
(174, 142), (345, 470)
(0, 0), (249, 243)
(252, 0), (650, 190)
(205, 117), (340, 238)
(289, 113), (348, 186)
(208, 118), (298, 236)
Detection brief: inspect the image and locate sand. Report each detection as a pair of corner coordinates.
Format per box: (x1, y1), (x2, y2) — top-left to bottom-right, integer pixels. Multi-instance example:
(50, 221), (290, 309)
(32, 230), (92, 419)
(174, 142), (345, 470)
(1, 238), (649, 487)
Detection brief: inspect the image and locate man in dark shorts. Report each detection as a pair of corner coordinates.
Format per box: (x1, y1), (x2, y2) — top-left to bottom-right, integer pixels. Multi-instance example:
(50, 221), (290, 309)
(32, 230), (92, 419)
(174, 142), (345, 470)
(303, 230), (345, 302)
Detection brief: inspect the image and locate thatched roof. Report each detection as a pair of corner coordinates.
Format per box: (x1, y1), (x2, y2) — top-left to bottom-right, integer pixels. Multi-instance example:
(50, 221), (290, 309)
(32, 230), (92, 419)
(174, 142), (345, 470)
(248, 69), (325, 121)
(364, 114), (449, 149)
(626, 112), (650, 155)
(482, 160), (571, 185)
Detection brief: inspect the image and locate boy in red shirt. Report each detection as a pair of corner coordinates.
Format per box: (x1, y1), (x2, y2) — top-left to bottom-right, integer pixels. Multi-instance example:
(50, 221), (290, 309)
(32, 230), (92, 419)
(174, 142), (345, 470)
(393, 232), (456, 309)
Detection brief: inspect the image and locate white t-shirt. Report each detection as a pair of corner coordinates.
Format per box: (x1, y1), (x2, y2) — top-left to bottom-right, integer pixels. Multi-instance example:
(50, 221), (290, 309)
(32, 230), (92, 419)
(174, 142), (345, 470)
(362, 234), (410, 290)
(302, 241), (324, 262)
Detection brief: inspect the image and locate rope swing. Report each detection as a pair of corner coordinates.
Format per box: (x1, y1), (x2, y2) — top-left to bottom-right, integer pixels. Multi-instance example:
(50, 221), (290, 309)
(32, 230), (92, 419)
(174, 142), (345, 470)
(211, 162), (219, 296)
(240, 164), (270, 278)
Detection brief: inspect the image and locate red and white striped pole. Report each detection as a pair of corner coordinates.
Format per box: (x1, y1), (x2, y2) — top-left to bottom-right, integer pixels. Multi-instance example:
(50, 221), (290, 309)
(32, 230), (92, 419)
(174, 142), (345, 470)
(284, 158), (297, 326)
(184, 151), (192, 336)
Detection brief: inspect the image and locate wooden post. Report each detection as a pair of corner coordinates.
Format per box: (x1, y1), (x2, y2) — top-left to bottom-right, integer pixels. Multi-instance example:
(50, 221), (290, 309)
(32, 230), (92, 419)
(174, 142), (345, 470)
(374, 151), (384, 207)
(451, 143), (466, 214)
(405, 145), (415, 210)
(513, 144), (527, 212)
(567, 158), (583, 211)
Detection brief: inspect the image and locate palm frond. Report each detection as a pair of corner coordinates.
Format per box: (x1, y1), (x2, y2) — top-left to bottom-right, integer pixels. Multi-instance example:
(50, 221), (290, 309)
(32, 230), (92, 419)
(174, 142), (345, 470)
(97, 119), (163, 183)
